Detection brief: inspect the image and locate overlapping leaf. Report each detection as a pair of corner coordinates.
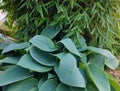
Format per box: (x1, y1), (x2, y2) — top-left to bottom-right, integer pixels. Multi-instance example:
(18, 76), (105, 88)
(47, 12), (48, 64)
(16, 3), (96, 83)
(60, 38), (82, 57)
(59, 53), (86, 87)
(88, 63), (110, 91)
(2, 42), (30, 54)
(38, 77), (47, 89)
(88, 54), (105, 70)
(17, 54), (52, 72)
(0, 66), (32, 86)
(3, 78), (38, 91)
(56, 83), (85, 91)
(56, 83), (71, 91)
(29, 46), (56, 66)
(0, 57), (20, 65)
(41, 24), (61, 39)
(38, 79), (58, 91)
(29, 35), (57, 52)
(88, 47), (119, 69)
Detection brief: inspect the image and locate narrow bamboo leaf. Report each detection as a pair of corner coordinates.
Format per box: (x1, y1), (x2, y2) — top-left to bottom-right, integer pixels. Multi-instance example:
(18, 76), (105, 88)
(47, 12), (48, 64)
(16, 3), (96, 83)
(59, 53), (86, 87)
(0, 66), (32, 86)
(2, 42), (30, 54)
(3, 78), (38, 91)
(29, 35), (57, 52)
(107, 73), (120, 91)
(36, 4), (43, 18)
(60, 38), (81, 57)
(88, 63), (110, 91)
(88, 54), (105, 70)
(39, 79), (58, 91)
(56, 83), (71, 91)
(88, 47), (119, 69)
(17, 54), (52, 72)
(41, 24), (61, 39)
(0, 57), (20, 65)
(29, 46), (56, 66)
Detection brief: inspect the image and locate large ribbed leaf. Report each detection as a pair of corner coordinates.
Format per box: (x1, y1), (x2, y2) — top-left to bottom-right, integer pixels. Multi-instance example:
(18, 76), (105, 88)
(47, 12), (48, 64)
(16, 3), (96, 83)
(88, 63), (110, 91)
(39, 79), (58, 91)
(88, 47), (119, 69)
(2, 42), (30, 54)
(88, 54), (105, 70)
(0, 57), (19, 65)
(59, 53), (86, 87)
(0, 66), (32, 86)
(60, 38), (81, 57)
(41, 24), (61, 39)
(29, 35), (57, 52)
(3, 78), (38, 91)
(29, 46), (56, 66)
(17, 54), (52, 72)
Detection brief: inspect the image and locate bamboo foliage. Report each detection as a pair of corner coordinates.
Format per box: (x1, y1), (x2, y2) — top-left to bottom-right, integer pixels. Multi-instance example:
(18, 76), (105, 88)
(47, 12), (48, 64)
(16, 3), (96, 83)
(0, 0), (120, 54)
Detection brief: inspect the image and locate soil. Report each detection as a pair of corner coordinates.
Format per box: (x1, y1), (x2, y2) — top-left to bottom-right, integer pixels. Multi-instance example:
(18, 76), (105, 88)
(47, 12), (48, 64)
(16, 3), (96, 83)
(108, 69), (120, 84)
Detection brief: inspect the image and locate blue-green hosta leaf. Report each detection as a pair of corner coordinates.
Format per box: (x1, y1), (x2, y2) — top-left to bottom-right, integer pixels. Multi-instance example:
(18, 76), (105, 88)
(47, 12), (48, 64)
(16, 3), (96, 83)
(17, 54), (52, 72)
(59, 53), (86, 87)
(39, 79), (58, 91)
(60, 38), (82, 57)
(3, 78), (38, 91)
(80, 53), (87, 64)
(54, 63), (59, 76)
(88, 47), (119, 69)
(2, 42), (30, 54)
(56, 83), (85, 91)
(29, 35), (57, 52)
(56, 83), (71, 91)
(70, 87), (85, 91)
(53, 52), (67, 60)
(38, 77), (47, 90)
(88, 54), (105, 70)
(0, 57), (20, 65)
(0, 44), (10, 50)
(78, 35), (87, 52)
(48, 73), (56, 79)
(0, 66), (32, 86)
(88, 63), (110, 91)
(107, 73), (120, 91)
(29, 46), (56, 66)
(41, 24), (61, 39)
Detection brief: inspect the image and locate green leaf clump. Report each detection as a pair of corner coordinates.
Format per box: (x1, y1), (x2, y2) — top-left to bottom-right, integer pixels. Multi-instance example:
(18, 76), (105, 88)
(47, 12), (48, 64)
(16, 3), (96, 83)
(0, 32), (119, 91)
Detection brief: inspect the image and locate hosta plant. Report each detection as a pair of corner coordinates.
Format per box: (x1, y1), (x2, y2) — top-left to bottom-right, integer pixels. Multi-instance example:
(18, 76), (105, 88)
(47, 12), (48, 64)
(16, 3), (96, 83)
(0, 25), (119, 91)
